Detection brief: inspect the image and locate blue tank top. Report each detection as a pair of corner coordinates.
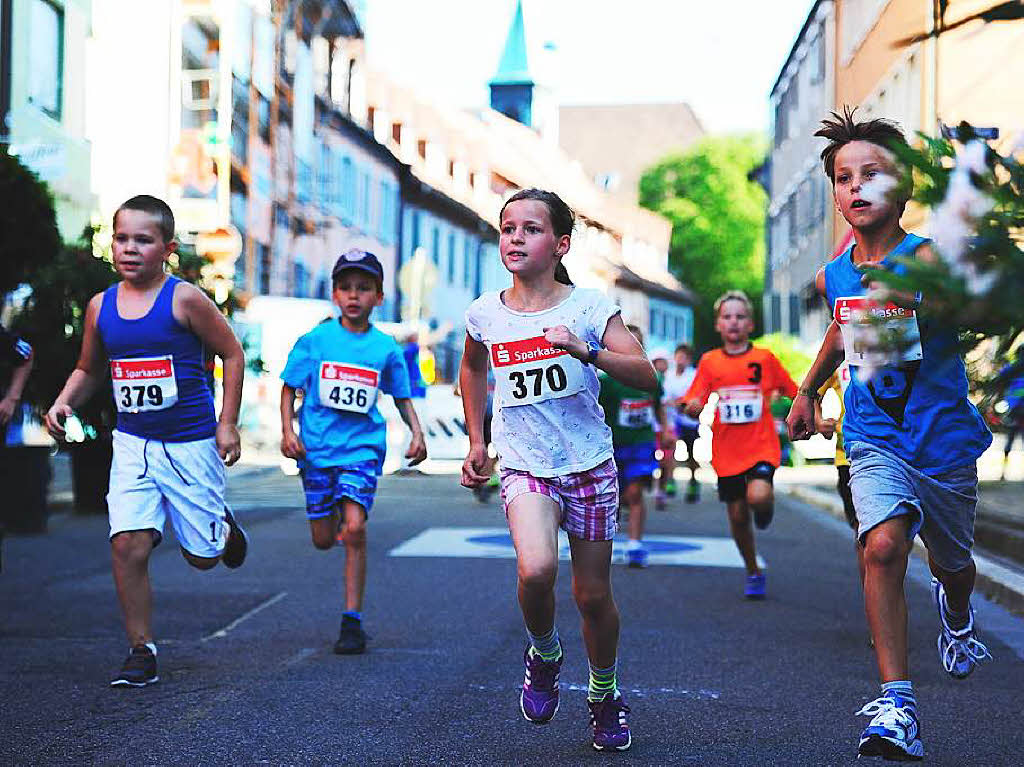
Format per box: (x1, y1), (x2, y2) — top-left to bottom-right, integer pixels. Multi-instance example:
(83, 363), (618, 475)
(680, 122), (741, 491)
(97, 276), (216, 442)
(824, 233), (991, 475)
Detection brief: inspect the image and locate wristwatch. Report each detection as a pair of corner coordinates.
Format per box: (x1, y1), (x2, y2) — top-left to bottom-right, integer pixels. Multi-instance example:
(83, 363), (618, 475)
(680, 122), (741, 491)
(796, 387), (820, 400)
(585, 347), (599, 365)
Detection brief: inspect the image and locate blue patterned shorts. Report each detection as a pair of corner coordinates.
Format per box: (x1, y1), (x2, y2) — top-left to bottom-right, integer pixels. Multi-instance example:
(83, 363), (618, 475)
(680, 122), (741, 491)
(300, 462), (378, 519)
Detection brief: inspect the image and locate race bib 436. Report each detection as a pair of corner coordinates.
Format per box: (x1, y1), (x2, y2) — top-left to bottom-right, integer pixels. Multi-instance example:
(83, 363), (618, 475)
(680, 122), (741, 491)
(111, 356), (179, 413)
(491, 336), (585, 406)
(319, 362), (379, 414)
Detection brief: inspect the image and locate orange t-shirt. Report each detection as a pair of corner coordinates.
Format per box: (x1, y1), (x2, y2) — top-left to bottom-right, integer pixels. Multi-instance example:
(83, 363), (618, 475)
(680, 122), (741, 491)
(683, 346), (798, 478)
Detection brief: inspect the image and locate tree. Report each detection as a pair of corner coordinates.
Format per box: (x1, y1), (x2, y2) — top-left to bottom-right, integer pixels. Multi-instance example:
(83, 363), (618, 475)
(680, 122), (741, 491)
(0, 150), (61, 295)
(639, 136), (767, 351)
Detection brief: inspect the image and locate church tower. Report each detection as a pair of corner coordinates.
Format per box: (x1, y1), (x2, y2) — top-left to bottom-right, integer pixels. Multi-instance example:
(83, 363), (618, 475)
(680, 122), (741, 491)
(489, 0), (535, 128)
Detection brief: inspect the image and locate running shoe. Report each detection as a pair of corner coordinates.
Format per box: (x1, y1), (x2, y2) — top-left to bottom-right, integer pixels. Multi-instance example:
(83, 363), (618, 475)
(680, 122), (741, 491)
(744, 573), (766, 599)
(110, 645), (159, 688)
(664, 480), (677, 498)
(627, 547), (649, 569)
(932, 578), (991, 679)
(221, 508), (248, 569)
(520, 644), (562, 724)
(856, 690), (923, 761)
(753, 505), (774, 530)
(334, 614), (367, 655)
(684, 478), (700, 504)
(588, 691), (632, 751)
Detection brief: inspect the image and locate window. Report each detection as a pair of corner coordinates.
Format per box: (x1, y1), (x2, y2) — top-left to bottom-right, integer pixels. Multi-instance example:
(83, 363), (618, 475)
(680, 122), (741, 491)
(447, 232), (456, 283)
(463, 237), (473, 289)
(809, 27), (825, 85)
(341, 156), (355, 222)
(257, 95), (270, 142)
(431, 227), (440, 265)
(789, 294), (801, 335)
(367, 106), (375, 132)
(392, 122), (402, 144)
(417, 139), (427, 160)
(257, 243), (271, 295)
(28, 0), (63, 119)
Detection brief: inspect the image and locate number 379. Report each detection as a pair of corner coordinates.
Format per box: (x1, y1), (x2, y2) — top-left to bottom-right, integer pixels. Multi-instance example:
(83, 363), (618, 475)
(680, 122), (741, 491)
(510, 364), (567, 399)
(120, 385), (163, 408)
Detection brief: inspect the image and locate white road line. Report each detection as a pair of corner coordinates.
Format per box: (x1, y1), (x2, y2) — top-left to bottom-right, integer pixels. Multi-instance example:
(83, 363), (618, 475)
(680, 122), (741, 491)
(282, 647), (317, 667)
(468, 682), (720, 700)
(201, 591), (288, 642)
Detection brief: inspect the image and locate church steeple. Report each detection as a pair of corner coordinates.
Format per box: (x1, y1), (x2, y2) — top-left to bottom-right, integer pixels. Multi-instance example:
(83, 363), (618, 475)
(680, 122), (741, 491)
(489, 0), (534, 127)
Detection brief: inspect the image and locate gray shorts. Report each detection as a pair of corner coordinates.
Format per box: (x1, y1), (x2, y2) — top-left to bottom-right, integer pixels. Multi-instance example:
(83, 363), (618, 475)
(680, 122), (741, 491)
(847, 441), (978, 572)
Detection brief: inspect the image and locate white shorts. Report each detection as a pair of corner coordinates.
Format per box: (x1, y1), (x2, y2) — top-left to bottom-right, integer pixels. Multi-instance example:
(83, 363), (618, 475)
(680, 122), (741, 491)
(107, 430), (228, 558)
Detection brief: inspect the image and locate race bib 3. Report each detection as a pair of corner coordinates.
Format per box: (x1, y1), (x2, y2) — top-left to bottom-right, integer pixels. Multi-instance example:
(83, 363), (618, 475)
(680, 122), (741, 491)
(618, 398), (654, 429)
(717, 385), (763, 424)
(111, 356), (179, 413)
(319, 362), (379, 414)
(491, 336), (585, 407)
(834, 297), (922, 366)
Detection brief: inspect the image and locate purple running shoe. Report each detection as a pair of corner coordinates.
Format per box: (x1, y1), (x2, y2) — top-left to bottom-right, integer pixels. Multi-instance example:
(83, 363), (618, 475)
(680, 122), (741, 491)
(588, 691), (632, 751)
(520, 644), (562, 724)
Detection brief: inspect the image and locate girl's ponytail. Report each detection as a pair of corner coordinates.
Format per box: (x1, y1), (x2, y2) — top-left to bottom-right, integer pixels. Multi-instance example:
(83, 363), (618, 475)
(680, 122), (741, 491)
(554, 261), (573, 285)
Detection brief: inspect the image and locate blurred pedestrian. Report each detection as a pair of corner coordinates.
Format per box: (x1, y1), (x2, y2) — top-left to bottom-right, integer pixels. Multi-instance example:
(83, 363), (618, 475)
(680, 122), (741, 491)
(280, 250), (426, 655)
(460, 189), (656, 751)
(402, 332), (427, 399)
(659, 344), (701, 506)
(1, 322), (33, 572)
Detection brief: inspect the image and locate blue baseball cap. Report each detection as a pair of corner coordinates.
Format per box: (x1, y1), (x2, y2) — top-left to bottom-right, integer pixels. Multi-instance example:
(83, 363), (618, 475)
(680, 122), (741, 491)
(332, 249), (384, 283)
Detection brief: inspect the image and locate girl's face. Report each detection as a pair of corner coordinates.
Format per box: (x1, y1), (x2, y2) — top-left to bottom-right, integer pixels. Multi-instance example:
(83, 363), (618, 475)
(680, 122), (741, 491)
(832, 140), (904, 231)
(499, 199), (569, 280)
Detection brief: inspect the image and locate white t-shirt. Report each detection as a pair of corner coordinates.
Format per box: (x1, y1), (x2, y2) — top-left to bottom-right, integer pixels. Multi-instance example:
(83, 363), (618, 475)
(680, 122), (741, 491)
(465, 287), (620, 477)
(662, 366), (698, 428)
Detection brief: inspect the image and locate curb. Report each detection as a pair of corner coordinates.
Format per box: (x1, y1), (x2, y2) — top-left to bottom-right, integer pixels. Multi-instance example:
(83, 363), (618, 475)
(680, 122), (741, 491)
(784, 484), (1024, 617)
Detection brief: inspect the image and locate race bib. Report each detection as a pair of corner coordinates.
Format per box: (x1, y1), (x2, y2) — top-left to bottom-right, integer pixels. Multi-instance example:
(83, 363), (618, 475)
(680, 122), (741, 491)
(838, 361), (852, 394)
(834, 296), (922, 366)
(717, 385), (763, 424)
(491, 336), (586, 407)
(111, 356), (178, 413)
(318, 362), (379, 414)
(618, 398), (654, 429)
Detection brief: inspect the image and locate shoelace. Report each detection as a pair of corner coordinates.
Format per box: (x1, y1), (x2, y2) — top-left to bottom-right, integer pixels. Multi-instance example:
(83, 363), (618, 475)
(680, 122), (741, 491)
(591, 696), (631, 729)
(855, 696), (915, 730)
(525, 653), (560, 691)
(941, 631), (992, 673)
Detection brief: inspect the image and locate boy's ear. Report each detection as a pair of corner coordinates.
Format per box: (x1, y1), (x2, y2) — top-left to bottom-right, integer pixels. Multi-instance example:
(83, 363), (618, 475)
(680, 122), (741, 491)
(375, 288), (384, 307)
(166, 239), (179, 255)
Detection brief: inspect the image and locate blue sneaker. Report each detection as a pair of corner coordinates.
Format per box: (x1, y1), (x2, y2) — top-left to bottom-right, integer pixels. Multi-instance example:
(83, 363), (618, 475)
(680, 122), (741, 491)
(856, 691), (923, 761)
(520, 645), (562, 724)
(744, 573), (766, 599)
(588, 691), (632, 751)
(627, 546), (648, 569)
(932, 578), (992, 679)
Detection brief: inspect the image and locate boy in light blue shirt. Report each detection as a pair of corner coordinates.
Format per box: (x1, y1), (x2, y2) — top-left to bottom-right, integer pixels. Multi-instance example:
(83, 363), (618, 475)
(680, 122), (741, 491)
(281, 250), (426, 654)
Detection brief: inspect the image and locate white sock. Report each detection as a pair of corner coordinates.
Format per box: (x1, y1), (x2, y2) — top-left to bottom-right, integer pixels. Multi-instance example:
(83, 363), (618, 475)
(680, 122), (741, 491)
(144, 642), (157, 655)
(627, 538), (641, 551)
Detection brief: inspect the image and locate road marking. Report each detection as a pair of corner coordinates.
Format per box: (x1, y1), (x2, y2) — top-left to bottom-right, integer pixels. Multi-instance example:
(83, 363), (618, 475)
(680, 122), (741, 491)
(282, 647), (317, 667)
(201, 591), (288, 642)
(468, 682), (720, 700)
(389, 527), (762, 569)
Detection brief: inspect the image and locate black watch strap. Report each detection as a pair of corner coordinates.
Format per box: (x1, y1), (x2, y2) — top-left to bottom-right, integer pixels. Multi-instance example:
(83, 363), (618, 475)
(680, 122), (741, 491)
(586, 347), (599, 365)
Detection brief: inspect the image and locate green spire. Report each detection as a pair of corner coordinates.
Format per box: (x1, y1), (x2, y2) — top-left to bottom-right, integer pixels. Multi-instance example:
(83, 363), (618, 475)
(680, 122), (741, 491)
(490, 0), (532, 86)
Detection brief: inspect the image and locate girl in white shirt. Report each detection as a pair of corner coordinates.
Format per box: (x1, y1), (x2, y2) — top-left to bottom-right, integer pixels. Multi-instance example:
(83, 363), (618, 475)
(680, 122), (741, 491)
(460, 188), (657, 752)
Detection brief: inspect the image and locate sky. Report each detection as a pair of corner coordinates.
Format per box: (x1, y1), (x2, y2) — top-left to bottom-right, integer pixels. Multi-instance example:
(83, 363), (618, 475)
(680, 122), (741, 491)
(363, 0), (815, 135)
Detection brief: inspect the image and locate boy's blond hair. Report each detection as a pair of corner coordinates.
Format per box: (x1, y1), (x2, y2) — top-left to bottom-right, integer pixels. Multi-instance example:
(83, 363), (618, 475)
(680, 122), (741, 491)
(713, 290), (753, 318)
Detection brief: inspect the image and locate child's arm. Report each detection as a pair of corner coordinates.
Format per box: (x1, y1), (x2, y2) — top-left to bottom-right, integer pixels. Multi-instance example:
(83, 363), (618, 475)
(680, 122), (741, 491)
(0, 339), (32, 427)
(459, 333), (491, 488)
(45, 294), (107, 439)
(544, 315), (657, 391)
(280, 384), (306, 459)
(682, 358), (710, 419)
(393, 397), (427, 466)
(179, 284), (245, 465)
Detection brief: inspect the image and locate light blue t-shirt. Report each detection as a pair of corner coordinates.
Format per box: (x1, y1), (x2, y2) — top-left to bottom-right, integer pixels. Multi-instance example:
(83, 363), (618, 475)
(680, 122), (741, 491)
(281, 320), (411, 472)
(824, 233), (991, 475)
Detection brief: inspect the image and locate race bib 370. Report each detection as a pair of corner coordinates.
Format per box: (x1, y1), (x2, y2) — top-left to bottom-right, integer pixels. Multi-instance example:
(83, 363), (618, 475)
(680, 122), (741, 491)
(491, 336), (586, 407)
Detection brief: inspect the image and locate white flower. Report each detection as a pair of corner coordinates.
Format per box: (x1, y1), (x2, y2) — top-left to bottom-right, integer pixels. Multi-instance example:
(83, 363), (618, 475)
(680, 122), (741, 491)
(930, 141), (993, 269)
(859, 173), (898, 205)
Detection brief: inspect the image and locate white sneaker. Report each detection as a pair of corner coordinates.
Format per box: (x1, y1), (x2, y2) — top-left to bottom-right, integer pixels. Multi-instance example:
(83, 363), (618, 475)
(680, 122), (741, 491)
(932, 578), (992, 679)
(856, 691), (923, 761)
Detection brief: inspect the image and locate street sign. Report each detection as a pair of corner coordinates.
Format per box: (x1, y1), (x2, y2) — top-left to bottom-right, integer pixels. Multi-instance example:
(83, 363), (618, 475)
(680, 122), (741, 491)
(389, 527), (764, 568)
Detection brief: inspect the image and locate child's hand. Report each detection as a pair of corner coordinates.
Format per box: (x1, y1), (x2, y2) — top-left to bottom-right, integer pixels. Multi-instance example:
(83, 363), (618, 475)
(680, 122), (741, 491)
(461, 443), (490, 488)
(786, 396), (816, 441)
(683, 398), (703, 419)
(405, 431), (427, 466)
(44, 403), (73, 440)
(543, 325), (588, 361)
(281, 430), (306, 460)
(216, 422), (242, 466)
(818, 418), (838, 439)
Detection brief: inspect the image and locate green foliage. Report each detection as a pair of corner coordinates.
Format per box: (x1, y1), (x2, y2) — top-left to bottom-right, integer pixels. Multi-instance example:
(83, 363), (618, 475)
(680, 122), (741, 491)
(756, 332), (814, 382)
(0, 150), (62, 294)
(639, 135), (767, 351)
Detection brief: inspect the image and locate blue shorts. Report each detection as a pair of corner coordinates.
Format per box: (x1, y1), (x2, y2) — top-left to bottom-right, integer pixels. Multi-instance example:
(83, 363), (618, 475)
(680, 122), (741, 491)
(672, 416), (699, 444)
(300, 462), (378, 519)
(847, 441), (978, 572)
(614, 442), (658, 488)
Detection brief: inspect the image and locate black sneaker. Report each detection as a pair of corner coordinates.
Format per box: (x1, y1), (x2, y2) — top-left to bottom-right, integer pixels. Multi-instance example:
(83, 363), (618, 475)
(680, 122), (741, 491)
(221, 508), (248, 569)
(110, 645), (159, 687)
(334, 614), (367, 655)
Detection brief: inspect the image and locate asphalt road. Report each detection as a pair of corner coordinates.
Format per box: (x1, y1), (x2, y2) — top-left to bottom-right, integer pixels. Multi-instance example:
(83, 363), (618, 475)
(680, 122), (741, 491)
(3, 467), (1023, 766)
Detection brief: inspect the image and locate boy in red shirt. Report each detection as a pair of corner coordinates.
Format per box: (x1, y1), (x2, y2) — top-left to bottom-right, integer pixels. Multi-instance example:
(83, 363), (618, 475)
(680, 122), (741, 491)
(683, 290), (797, 598)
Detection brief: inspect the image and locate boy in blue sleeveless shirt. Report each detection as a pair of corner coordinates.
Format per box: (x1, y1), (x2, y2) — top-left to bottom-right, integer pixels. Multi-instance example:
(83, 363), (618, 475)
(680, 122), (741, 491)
(46, 195), (248, 688)
(787, 109), (992, 762)
(280, 250), (426, 654)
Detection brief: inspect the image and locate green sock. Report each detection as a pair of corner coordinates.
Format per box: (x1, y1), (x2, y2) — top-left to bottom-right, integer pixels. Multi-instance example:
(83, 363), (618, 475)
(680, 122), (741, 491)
(527, 626), (561, 662)
(588, 660), (617, 702)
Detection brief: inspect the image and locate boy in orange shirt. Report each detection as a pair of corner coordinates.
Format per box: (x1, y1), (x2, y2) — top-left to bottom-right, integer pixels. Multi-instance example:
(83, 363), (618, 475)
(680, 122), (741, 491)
(683, 290), (797, 598)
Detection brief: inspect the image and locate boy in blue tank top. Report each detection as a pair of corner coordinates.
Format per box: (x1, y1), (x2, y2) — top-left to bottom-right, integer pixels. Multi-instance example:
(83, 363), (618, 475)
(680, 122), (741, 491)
(280, 250), (426, 655)
(786, 109), (993, 762)
(46, 195), (248, 688)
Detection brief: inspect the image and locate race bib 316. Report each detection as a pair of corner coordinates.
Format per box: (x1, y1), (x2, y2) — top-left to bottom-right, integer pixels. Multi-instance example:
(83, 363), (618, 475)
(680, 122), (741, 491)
(717, 385), (763, 424)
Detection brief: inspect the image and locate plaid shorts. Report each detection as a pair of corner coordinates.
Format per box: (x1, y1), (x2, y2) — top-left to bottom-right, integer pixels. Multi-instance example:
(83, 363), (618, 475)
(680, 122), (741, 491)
(499, 458), (619, 541)
(300, 462), (378, 519)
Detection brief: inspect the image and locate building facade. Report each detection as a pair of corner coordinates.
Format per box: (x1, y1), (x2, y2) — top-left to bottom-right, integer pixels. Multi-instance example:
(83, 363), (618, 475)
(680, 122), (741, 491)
(2, 0), (93, 240)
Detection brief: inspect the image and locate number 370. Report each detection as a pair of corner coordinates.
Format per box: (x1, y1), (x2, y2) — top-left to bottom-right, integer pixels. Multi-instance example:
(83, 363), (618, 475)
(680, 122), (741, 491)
(510, 364), (567, 399)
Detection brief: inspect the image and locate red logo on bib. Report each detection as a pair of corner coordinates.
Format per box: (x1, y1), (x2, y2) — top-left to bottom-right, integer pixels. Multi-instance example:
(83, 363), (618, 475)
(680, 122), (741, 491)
(835, 297), (914, 324)
(491, 336), (569, 368)
(110, 358), (173, 380)
(319, 363), (379, 387)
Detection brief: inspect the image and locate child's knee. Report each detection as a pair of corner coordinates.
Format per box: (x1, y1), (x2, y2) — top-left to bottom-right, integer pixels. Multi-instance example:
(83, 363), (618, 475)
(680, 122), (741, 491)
(747, 482), (773, 509)
(863, 523), (912, 569)
(573, 581), (613, 616)
(110, 530), (153, 563)
(518, 560), (557, 593)
(341, 520), (367, 548)
(182, 549), (219, 570)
